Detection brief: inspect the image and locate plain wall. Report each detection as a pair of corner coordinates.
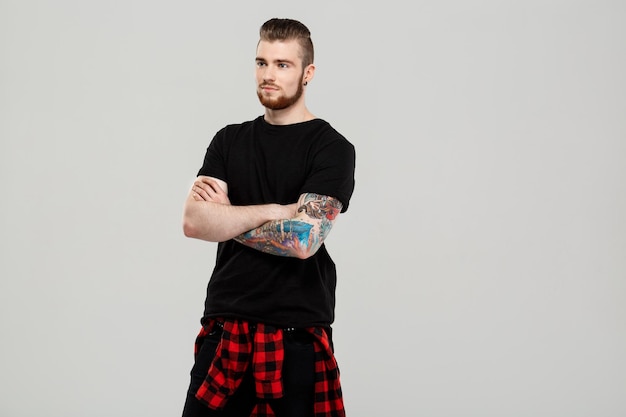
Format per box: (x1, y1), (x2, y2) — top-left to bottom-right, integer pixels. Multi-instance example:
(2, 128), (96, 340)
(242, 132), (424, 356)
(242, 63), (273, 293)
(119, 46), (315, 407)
(1, 1), (625, 416)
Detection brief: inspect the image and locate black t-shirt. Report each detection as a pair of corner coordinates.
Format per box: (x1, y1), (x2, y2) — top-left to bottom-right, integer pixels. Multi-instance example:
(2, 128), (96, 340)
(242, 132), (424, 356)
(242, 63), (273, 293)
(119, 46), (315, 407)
(197, 115), (356, 328)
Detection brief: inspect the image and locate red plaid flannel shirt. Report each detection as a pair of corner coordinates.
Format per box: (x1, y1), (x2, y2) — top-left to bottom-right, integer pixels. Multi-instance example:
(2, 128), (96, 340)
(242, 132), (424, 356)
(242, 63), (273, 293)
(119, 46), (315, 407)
(193, 318), (345, 417)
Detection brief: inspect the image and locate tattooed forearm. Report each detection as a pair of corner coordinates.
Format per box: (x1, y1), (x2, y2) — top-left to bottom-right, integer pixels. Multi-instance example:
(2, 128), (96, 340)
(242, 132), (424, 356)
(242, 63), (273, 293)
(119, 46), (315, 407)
(234, 219), (313, 257)
(235, 193), (343, 258)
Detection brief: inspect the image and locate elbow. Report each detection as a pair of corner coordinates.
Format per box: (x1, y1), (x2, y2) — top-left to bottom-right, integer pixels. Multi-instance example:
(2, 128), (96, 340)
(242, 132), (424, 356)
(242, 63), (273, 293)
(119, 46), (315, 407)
(292, 232), (326, 259)
(182, 213), (205, 239)
(182, 216), (221, 241)
(182, 204), (199, 238)
(182, 203), (210, 239)
(182, 219), (198, 238)
(293, 243), (320, 260)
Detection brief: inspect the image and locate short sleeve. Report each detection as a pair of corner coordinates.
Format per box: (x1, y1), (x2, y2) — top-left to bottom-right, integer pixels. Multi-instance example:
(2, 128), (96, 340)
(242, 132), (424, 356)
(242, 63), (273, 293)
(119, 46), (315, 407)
(197, 128), (228, 182)
(300, 135), (356, 213)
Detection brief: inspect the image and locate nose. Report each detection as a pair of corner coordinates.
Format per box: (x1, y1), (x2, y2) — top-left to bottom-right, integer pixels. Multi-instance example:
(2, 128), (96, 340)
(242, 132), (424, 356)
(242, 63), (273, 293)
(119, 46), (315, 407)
(261, 65), (275, 82)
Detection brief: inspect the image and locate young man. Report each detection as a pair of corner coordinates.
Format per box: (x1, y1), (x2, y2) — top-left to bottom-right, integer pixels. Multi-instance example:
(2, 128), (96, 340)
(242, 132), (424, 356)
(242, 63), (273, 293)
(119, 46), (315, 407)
(181, 18), (355, 417)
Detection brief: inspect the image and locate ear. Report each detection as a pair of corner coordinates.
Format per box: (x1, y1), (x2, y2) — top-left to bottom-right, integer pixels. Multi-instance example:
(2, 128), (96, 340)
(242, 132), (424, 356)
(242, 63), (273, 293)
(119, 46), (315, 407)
(303, 63), (316, 84)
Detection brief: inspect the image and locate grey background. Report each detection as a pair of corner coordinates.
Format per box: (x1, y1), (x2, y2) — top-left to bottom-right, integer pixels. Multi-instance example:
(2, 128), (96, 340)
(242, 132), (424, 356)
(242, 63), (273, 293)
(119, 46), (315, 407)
(1, 1), (625, 416)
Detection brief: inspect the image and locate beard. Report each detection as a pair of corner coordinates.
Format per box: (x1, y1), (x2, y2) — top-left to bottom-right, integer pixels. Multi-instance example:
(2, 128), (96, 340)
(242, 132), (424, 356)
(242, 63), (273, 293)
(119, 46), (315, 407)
(257, 75), (305, 110)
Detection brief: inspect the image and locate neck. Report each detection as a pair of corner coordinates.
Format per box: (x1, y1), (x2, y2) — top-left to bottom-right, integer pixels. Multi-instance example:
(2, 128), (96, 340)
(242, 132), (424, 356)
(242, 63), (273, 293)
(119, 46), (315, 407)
(263, 103), (316, 126)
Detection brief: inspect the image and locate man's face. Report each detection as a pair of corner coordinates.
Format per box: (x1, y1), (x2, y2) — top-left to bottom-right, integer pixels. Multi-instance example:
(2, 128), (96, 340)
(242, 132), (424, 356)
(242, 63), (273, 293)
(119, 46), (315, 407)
(255, 40), (306, 110)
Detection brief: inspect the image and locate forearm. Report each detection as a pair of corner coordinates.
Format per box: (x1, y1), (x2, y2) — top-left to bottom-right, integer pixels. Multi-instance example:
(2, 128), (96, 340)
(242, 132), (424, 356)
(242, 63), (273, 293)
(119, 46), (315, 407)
(183, 197), (289, 242)
(234, 193), (342, 259)
(233, 218), (319, 259)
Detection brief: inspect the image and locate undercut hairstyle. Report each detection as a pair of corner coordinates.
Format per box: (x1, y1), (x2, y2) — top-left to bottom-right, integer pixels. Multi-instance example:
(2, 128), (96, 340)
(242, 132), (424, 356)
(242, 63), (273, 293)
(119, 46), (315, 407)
(259, 18), (314, 67)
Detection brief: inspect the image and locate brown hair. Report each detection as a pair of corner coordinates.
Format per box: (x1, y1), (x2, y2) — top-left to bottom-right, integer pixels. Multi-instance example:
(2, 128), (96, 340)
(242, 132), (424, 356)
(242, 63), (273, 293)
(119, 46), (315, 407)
(259, 18), (314, 67)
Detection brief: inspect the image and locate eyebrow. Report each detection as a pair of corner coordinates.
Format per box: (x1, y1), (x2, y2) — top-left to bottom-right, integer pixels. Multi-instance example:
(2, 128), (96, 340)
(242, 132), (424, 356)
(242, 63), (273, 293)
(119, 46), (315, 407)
(255, 57), (297, 65)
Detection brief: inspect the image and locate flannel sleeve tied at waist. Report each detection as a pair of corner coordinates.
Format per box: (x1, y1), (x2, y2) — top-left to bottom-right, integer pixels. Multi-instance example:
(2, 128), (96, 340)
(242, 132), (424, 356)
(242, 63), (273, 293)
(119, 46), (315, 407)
(193, 318), (345, 417)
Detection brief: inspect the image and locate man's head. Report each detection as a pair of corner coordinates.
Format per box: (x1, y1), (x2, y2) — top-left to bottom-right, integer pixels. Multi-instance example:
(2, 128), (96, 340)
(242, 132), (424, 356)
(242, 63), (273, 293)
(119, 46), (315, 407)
(259, 18), (314, 68)
(255, 18), (315, 111)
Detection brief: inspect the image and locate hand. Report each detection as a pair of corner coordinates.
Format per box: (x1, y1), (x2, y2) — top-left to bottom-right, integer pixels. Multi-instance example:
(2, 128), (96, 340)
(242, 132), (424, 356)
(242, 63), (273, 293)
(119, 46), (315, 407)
(191, 177), (231, 205)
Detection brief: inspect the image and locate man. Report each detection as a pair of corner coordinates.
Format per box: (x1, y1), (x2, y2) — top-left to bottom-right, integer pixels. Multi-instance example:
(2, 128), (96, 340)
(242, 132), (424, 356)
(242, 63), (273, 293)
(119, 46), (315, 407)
(181, 18), (355, 417)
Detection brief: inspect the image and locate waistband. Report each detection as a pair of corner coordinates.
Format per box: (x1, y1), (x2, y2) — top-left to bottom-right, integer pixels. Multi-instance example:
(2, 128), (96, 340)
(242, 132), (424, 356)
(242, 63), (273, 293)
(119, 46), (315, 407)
(212, 320), (297, 332)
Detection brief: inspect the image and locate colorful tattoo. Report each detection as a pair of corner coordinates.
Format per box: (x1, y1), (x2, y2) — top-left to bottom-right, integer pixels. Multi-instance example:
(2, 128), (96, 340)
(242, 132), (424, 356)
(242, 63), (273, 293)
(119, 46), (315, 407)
(235, 193), (342, 257)
(297, 193), (342, 220)
(235, 220), (313, 257)
(297, 193), (342, 242)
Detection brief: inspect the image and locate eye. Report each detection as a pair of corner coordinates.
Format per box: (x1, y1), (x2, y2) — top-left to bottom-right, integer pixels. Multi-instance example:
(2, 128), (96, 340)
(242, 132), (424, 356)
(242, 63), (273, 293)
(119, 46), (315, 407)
(278, 63), (288, 68)
(256, 61), (266, 67)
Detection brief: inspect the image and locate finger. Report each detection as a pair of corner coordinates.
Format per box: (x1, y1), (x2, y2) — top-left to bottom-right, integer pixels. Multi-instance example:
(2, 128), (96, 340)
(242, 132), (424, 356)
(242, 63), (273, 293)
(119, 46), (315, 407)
(194, 184), (223, 203)
(195, 179), (219, 195)
(190, 188), (204, 201)
(196, 178), (229, 203)
(191, 183), (211, 201)
(199, 177), (226, 194)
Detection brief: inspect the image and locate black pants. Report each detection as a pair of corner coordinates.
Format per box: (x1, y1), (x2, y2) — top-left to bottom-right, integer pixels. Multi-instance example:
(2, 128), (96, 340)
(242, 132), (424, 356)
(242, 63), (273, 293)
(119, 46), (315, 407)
(181, 328), (315, 417)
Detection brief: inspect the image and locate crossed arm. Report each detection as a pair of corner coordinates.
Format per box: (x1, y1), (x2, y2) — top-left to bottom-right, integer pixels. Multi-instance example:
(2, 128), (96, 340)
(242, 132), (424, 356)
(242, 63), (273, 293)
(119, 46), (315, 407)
(182, 176), (342, 259)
